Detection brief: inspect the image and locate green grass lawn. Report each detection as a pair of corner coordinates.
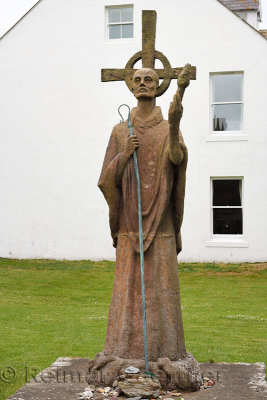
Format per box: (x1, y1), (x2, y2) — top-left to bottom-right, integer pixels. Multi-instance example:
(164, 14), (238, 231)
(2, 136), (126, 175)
(0, 259), (266, 399)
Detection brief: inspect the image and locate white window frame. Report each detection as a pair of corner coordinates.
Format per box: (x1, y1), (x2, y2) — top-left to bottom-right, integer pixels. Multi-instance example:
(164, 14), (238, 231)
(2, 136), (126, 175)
(207, 72), (248, 142)
(105, 5), (134, 41)
(205, 177), (248, 248)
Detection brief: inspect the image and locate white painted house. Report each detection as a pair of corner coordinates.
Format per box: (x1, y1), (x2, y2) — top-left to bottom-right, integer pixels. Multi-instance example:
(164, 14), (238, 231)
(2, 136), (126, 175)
(0, 0), (267, 262)
(220, 0), (262, 29)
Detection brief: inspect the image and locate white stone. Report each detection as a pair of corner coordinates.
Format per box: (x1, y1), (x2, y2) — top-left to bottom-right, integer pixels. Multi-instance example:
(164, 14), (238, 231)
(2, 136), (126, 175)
(125, 366), (140, 374)
(82, 391), (93, 398)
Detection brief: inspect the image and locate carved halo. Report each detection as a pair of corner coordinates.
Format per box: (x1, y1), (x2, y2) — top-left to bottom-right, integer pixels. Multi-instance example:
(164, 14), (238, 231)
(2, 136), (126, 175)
(124, 50), (172, 97)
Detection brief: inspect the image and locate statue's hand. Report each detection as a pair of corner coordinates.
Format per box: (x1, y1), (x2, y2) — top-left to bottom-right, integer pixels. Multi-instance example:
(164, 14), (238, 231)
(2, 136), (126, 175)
(116, 134), (139, 185)
(178, 63), (191, 90)
(124, 134), (139, 156)
(169, 63), (191, 127)
(168, 93), (183, 127)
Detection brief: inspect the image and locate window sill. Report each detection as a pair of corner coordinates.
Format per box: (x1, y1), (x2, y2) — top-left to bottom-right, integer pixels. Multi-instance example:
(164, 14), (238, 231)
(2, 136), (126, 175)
(206, 133), (248, 142)
(205, 237), (249, 248)
(105, 38), (134, 43)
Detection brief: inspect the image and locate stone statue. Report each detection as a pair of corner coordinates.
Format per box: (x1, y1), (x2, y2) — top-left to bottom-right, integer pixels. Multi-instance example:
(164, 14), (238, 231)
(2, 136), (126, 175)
(88, 65), (202, 391)
(88, 10), (201, 392)
(99, 66), (188, 358)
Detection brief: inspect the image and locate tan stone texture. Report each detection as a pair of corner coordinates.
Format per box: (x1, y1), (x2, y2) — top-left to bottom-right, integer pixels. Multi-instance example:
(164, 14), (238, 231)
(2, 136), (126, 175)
(98, 106), (187, 361)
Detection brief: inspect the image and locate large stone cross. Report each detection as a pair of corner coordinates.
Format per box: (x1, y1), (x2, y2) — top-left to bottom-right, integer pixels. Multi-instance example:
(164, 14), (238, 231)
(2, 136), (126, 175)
(101, 10), (196, 97)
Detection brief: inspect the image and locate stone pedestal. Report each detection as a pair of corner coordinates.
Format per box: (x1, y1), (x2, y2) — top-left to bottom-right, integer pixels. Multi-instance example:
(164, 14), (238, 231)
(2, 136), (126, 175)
(8, 357), (267, 400)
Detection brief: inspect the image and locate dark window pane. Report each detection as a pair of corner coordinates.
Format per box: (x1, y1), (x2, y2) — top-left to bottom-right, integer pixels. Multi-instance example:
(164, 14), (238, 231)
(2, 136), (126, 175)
(213, 180), (241, 206)
(213, 208), (243, 234)
(213, 104), (242, 131)
(109, 8), (121, 23)
(121, 7), (133, 22)
(109, 25), (121, 39)
(212, 73), (242, 102)
(122, 24), (133, 38)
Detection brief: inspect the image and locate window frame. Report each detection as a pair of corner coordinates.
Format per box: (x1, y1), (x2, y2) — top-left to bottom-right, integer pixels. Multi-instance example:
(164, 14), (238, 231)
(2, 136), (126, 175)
(210, 177), (244, 238)
(210, 71), (244, 135)
(105, 5), (134, 41)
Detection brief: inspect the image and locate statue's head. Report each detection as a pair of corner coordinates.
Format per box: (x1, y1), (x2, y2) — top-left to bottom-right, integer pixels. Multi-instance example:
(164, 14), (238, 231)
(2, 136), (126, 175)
(132, 68), (159, 99)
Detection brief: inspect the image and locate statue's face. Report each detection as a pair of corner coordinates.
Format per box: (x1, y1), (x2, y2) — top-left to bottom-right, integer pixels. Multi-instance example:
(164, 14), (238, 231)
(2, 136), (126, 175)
(132, 68), (159, 99)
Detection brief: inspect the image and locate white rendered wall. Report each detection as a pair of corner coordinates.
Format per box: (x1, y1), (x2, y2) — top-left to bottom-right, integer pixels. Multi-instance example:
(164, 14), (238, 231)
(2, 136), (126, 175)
(247, 10), (260, 29)
(236, 10), (259, 29)
(0, 0), (267, 262)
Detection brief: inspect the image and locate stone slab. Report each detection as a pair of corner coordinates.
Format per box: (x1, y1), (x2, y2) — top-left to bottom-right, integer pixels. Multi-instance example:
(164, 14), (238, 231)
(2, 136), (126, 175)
(8, 358), (267, 400)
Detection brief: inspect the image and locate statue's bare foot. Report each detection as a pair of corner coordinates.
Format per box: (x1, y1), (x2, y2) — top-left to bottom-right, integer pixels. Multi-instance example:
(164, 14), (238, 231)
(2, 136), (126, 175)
(157, 357), (172, 375)
(89, 352), (115, 371)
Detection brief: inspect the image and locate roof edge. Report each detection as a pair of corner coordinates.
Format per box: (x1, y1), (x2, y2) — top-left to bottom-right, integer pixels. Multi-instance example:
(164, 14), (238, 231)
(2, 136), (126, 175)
(216, 0), (267, 41)
(0, 0), (42, 40)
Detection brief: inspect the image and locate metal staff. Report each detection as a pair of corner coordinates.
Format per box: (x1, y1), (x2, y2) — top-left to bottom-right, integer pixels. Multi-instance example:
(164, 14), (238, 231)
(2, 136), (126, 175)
(118, 104), (149, 374)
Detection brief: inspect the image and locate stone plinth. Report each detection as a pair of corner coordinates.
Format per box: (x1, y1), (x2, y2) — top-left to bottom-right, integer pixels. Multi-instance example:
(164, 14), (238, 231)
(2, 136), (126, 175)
(8, 357), (267, 400)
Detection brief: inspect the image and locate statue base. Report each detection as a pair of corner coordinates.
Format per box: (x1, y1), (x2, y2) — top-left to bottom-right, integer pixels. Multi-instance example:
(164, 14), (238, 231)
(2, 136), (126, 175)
(8, 357), (267, 399)
(88, 351), (202, 392)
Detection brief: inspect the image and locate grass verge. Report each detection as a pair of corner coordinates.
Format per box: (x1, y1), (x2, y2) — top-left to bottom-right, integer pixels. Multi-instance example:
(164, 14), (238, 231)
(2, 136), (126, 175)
(0, 258), (266, 399)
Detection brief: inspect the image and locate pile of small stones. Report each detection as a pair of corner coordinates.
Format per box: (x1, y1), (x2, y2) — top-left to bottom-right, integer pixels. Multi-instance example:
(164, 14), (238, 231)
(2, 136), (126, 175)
(200, 376), (216, 390)
(78, 387), (185, 400)
(78, 367), (215, 400)
(160, 392), (184, 400)
(78, 385), (120, 400)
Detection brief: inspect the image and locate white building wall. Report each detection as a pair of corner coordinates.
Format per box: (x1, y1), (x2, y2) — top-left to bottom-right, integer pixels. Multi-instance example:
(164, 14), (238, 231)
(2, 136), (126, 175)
(0, 0), (267, 262)
(236, 10), (260, 29)
(246, 10), (260, 29)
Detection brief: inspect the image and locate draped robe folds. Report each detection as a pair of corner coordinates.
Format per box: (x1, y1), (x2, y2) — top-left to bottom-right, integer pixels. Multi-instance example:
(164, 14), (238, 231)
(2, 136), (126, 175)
(98, 106), (188, 362)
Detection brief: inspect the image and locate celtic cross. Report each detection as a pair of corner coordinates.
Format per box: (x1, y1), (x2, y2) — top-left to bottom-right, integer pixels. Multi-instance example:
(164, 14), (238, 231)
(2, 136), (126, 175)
(101, 10), (196, 97)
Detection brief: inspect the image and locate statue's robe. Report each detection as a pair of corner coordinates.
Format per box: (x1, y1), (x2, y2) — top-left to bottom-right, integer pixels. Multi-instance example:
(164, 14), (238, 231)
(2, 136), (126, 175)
(98, 106), (188, 362)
